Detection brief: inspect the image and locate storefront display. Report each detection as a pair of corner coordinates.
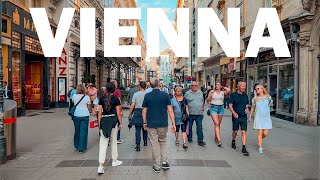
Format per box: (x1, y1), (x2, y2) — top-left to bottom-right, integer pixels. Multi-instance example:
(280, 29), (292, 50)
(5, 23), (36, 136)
(25, 62), (42, 109)
(257, 66), (268, 88)
(12, 51), (22, 107)
(49, 58), (56, 103)
(278, 63), (294, 114)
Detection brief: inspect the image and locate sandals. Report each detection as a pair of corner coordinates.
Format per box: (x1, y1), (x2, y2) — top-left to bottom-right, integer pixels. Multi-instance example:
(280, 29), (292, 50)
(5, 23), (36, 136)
(175, 141), (179, 146)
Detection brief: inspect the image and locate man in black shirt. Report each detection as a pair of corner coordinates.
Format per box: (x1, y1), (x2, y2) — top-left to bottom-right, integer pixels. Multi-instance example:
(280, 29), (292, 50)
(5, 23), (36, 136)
(229, 82), (250, 156)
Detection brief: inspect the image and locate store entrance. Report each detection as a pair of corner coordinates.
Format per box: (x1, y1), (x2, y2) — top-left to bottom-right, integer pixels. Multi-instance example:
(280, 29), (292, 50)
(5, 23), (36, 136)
(25, 53), (44, 110)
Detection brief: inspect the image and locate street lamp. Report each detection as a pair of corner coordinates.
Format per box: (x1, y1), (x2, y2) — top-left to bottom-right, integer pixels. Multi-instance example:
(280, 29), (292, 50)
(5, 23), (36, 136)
(0, 1), (7, 164)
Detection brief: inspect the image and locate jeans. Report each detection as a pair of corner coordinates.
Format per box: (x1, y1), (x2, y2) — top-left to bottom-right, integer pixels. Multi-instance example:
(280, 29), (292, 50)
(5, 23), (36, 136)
(188, 115), (204, 143)
(73, 116), (89, 151)
(147, 127), (168, 170)
(135, 126), (148, 145)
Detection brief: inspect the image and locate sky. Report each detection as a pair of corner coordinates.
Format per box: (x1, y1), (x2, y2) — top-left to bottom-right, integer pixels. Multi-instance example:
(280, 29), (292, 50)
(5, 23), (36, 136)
(136, 0), (177, 53)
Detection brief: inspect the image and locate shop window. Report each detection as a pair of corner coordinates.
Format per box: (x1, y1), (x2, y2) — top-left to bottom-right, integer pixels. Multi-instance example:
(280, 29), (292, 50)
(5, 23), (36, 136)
(265, 0), (272, 7)
(278, 63), (294, 114)
(25, 62), (42, 104)
(12, 52), (22, 107)
(257, 66), (268, 88)
(49, 58), (56, 102)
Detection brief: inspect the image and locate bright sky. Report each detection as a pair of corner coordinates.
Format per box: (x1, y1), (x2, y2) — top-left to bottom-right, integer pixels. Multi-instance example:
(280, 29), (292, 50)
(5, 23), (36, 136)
(137, 0), (177, 52)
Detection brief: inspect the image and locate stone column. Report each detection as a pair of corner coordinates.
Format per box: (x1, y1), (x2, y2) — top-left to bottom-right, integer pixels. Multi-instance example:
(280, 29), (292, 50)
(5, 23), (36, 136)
(295, 0), (320, 125)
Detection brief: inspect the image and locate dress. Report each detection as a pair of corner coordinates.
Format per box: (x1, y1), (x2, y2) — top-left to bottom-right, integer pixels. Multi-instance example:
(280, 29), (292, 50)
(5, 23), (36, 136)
(253, 97), (272, 130)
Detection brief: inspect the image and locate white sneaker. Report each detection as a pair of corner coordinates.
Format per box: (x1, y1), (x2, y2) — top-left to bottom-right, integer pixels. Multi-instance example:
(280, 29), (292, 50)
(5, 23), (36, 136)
(97, 166), (104, 174)
(117, 139), (124, 144)
(112, 160), (123, 167)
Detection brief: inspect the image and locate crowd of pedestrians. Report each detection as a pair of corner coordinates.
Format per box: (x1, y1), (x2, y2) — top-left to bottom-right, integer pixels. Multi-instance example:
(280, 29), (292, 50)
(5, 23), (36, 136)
(68, 78), (274, 175)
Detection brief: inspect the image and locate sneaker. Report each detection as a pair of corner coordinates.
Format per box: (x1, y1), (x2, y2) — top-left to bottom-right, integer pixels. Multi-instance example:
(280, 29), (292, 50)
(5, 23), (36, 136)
(198, 141), (206, 146)
(231, 140), (236, 149)
(117, 139), (124, 144)
(112, 160), (123, 167)
(153, 166), (160, 173)
(242, 147), (249, 156)
(108, 139), (111, 146)
(97, 166), (104, 174)
(258, 147), (263, 154)
(135, 145), (140, 152)
(217, 141), (222, 147)
(78, 150), (86, 154)
(188, 138), (193, 143)
(215, 138), (219, 144)
(183, 143), (188, 150)
(144, 141), (148, 146)
(162, 162), (170, 170)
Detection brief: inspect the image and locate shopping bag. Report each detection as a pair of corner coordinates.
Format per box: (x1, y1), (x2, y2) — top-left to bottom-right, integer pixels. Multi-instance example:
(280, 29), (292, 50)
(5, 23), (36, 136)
(90, 119), (99, 128)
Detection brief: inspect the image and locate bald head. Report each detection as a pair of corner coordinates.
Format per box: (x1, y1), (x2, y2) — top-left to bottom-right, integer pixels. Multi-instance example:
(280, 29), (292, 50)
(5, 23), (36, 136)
(150, 77), (159, 88)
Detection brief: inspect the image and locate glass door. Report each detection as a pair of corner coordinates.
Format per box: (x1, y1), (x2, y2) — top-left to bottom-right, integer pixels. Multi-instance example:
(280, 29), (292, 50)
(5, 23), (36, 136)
(277, 63), (294, 115)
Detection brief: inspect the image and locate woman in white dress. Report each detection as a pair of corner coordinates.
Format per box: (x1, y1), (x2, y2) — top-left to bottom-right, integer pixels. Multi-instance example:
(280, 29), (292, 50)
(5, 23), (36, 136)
(249, 85), (273, 154)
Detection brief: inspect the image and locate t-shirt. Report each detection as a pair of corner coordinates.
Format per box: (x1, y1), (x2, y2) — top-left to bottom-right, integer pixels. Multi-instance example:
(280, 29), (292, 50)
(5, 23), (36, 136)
(210, 91), (224, 105)
(142, 89), (171, 128)
(145, 87), (153, 94)
(72, 94), (91, 117)
(229, 91), (249, 119)
(114, 89), (121, 100)
(132, 91), (146, 109)
(128, 87), (139, 104)
(98, 95), (121, 115)
(184, 89), (204, 115)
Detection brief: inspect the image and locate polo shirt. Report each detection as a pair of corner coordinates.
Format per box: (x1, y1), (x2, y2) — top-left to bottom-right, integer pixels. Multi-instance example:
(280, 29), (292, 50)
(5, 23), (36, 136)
(184, 89), (204, 115)
(229, 91), (249, 118)
(142, 89), (171, 128)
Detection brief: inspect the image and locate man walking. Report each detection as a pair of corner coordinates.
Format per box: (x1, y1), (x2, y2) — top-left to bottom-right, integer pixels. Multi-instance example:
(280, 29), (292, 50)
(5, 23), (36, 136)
(229, 82), (250, 156)
(128, 81), (139, 105)
(129, 81), (148, 151)
(142, 78), (176, 173)
(184, 81), (206, 146)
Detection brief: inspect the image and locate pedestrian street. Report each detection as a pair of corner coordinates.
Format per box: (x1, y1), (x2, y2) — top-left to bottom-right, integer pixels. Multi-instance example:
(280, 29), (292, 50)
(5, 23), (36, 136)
(0, 108), (318, 180)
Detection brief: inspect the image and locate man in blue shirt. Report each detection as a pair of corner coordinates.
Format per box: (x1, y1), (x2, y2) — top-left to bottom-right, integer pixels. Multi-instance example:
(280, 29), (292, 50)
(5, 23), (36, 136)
(229, 82), (250, 156)
(142, 78), (176, 173)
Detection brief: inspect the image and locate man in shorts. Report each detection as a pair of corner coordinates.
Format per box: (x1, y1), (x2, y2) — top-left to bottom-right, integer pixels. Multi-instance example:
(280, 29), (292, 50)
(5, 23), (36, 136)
(229, 82), (250, 156)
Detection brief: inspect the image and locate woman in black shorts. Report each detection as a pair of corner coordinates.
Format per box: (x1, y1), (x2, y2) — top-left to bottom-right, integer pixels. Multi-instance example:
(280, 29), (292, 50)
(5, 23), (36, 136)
(171, 87), (189, 149)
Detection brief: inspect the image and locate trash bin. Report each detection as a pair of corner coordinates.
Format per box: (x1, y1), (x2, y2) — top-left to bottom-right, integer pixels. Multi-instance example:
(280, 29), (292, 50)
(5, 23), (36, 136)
(3, 100), (17, 160)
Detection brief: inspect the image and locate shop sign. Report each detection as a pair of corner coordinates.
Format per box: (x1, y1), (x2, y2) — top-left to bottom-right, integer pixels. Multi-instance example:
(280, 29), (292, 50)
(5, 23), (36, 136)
(56, 40), (69, 77)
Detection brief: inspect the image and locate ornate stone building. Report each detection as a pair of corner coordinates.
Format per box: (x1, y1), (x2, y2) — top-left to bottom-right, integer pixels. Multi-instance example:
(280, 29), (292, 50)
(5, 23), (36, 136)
(292, 0), (320, 125)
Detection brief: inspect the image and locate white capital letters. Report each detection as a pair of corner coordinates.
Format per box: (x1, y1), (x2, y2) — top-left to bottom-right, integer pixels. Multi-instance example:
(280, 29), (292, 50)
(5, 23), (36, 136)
(147, 8), (189, 57)
(246, 8), (291, 57)
(81, 8), (95, 57)
(104, 8), (141, 57)
(30, 8), (74, 57)
(198, 8), (240, 57)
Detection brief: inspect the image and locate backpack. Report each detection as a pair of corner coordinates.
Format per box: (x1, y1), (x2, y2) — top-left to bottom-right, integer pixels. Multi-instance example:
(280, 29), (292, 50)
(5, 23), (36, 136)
(67, 89), (73, 99)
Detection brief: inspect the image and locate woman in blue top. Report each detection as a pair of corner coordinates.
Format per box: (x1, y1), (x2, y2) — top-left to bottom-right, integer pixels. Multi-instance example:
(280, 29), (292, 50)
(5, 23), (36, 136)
(72, 84), (91, 153)
(171, 87), (189, 149)
(249, 85), (273, 154)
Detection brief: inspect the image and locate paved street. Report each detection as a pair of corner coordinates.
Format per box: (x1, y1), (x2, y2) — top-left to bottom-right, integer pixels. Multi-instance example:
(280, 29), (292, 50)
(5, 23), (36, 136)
(0, 108), (319, 180)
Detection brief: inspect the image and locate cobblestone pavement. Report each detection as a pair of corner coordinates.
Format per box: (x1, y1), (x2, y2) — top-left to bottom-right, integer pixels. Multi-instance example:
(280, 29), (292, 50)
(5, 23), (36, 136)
(0, 108), (319, 180)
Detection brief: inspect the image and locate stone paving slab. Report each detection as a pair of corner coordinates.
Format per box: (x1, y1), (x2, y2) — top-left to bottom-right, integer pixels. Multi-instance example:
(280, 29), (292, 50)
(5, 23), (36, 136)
(0, 108), (319, 180)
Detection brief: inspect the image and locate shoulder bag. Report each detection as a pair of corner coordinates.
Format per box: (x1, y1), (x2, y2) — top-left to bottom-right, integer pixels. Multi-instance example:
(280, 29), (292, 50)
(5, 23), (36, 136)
(68, 95), (86, 118)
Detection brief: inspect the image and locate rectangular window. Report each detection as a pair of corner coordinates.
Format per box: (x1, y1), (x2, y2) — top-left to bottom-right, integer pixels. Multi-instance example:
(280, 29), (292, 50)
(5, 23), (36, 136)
(12, 52), (22, 107)
(278, 63), (294, 115)
(237, 1), (244, 27)
(99, 28), (102, 44)
(266, 0), (272, 7)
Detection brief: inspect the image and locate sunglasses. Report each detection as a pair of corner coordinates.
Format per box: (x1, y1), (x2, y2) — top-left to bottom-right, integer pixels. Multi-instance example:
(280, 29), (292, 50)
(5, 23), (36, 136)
(191, 85), (198, 87)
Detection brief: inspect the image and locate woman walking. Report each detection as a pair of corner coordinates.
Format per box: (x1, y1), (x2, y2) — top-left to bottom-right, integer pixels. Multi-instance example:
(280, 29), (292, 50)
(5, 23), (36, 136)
(207, 82), (231, 147)
(249, 85), (273, 154)
(97, 82), (123, 174)
(171, 87), (189, 149)
(72, 84), (91, 153)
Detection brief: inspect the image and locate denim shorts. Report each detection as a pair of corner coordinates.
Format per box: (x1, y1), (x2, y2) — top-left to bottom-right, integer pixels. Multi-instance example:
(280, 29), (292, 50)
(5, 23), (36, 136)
(210, 105), (224, 115)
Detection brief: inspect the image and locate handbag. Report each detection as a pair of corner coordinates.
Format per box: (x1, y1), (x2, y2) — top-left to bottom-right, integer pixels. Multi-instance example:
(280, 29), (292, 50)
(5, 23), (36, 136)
(207, 108), (211, 116)
(90, 119), (99, 128)
(176, 98), (188, 122)
(68, 95), (86, 118)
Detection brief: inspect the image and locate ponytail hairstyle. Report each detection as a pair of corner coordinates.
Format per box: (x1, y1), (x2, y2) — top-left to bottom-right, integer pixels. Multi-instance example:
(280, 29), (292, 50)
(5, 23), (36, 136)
(104, 82), (116, 111)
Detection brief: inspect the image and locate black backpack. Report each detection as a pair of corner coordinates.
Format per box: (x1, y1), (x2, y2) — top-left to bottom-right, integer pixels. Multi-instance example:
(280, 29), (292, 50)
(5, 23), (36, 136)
(67, 89), (73, 99)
